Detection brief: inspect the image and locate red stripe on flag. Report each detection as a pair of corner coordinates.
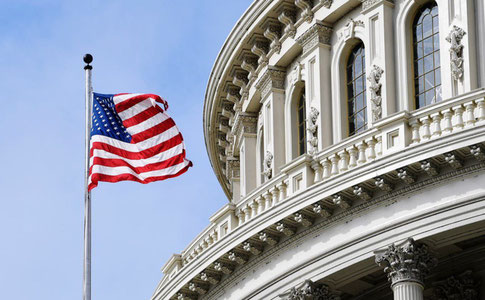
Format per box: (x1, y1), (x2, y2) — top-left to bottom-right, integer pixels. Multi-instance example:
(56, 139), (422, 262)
(90, 133), (183, 160)
(88, 163), (191, 191)
(122, 106), (160, 127)
(130, 117), (176, 143)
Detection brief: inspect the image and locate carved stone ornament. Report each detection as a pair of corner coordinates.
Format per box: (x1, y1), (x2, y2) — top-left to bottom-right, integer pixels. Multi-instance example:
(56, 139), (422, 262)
(290, 62), (303, 85)
(375, 238), (437, 286)
(306, 107), (319, 155)
(296, 23), (333, 54)
(361, 0), (393, 12)
(446, 25), (466, 80)
(256, 67), (286, 100)
(263, 19), (283, 54)
(263, 151), (273, 180)
(226, 158), (240, 180)
(282, 280), (340, 300)
(278, 6), (297, 38)
(433, 270), (480, 300)
(295, 0), (313, 23)
(340, 18), (364, 41)
(367, 65), (384, 121)
(250, 35), (269, 66)
(320, 0), (333, 9)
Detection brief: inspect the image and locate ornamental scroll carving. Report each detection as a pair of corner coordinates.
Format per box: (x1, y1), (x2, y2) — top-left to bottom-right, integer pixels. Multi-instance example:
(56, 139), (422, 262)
(375, 238), (437, 286)
(367, 65), (384, 121)
(263, 151), (273, 180)
(446, 25), (466, 80)
(433, 270), (480, 300)
(282, 280), (340, 300)
(307, 107), (319, 155)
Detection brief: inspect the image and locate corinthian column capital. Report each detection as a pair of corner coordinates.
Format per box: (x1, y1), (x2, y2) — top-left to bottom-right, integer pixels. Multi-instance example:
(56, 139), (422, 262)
(375, 238), (437, 287)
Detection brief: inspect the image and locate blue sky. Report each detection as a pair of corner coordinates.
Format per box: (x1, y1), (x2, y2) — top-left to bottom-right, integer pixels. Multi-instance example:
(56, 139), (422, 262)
(0, 1), (251, 299)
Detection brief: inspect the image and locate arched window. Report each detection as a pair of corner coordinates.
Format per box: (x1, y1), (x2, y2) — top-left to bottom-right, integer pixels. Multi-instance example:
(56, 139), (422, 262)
(347, 43), (367, 136)
(297, 90), (306, 155)
(413, 2), (441, 109)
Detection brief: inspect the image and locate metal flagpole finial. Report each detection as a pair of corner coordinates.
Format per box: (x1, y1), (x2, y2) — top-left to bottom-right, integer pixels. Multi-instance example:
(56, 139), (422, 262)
(83, 54), (93, 70)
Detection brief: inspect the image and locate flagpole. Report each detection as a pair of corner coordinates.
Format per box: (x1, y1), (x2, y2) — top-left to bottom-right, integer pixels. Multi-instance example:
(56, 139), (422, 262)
(83, 54), (93, 300)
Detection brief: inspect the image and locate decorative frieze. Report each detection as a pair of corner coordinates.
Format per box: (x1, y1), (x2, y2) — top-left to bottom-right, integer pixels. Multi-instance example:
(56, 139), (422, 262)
(243, 242), (263, 255)
(294, 212), (313, 227)
(367, 65), (384, 121)
(227, 251), (248, 265)
(470, 144), (485, 161)
(361, 0), (394, 12)
(433, 270), (480, 300)
(259, 232), (279, 246)
(446, 25), (466, 81)
(256, 67), (286, 100)
(188, 282), (207, 295)
(226, 158), (240, 181)
(375, 177), (393, 192)
(444, 152), (463, 169)
(375, 238), (437, 286)
(307, 107), (319, 155)
(283, 280), (340, 300)
(295, 0), (313, 23)
(353, 185), (372, 201)
(421, 160), (439, 176)
(262, 18), (283, 54)
(276, 222), (296, 236)
(200, 272), (220, 285)
(296, 23), (332, 54)
(313, 203), (332, 218)
(397, 168), (416, 184)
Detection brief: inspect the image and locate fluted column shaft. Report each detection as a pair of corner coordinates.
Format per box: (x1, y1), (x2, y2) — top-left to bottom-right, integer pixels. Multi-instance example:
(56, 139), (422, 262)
(392, 282), (423, 300)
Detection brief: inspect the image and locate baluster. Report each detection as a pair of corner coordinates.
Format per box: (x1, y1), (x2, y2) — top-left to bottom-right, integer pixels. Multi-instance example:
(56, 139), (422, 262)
(376, 136), (382, 156)
(348, 146), (358, 168)
(311, 160), (322, 182)
(276, 181), (287, 201)
(243, 205), (251, 222)
(338, 150), (349, 172)
(420, 116), (431, 140)
(465, 102), (476, 126)
(430, 112), (442, 137)
(442, 108), (453, 133)
(476, 98), (485, 122)
(366, 138), (377, 160)
(270, 187), (279, 206)
(236, 209), (245, 226)
(256, 195), (265, 213)
(321, 158), (331, 179)
(453, 105), (465, 130)
(409, 119), (421, 144)
(250, 200), (258, 218)
(263, 191), (272, 209)
(357, 142), (367, 164)
(330, 154), (340, 175)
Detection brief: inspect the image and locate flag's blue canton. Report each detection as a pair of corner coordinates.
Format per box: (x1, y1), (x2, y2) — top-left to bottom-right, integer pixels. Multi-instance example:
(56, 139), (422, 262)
(91, 93), (132, 143)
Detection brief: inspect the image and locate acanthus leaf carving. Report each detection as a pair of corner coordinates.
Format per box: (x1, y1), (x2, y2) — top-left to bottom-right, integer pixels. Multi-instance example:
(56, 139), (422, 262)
(446, 25), (466, 80)
(296, 23), (333, 54)
(282, 280), (340, 300)
(433, 270), (480, 300)
(278, 7), (297, 38)
(263, 19), (283, 54)
(375, 238), (437, 286)
(295, 0), (313, 23)
(367, 65), (384, 121)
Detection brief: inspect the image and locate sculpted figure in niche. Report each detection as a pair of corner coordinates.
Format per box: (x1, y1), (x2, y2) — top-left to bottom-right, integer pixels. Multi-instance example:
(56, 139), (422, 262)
(263, 151), (273, 180)
(307, 107), (319, 155)
(446, 25), (466, 80)
(367, 65), (384, 121)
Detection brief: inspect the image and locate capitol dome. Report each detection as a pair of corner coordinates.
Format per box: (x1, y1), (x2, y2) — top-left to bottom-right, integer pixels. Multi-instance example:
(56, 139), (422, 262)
(152, 0), (485, 299)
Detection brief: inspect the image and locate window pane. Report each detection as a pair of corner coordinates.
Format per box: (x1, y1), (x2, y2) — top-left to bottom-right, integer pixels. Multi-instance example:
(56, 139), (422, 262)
(424, 54), (434, 72)
(347, 42), (367, 136)
(425, 71), (435, 90)
(356, 94), (364, 111)
(423, 37), (433, 55)
(435, 68), (441, 85)
(423, 15), (432, 38)
(415, 24), (422, 41)
(434, 51), (440, 67)
(426, 89), (435, 105)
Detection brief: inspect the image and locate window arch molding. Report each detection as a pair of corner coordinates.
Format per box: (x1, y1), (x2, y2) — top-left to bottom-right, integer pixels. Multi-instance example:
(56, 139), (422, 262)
(285, 80), (306, 161)
(396, 0), (446, 111)
(331, 28), (367, 143)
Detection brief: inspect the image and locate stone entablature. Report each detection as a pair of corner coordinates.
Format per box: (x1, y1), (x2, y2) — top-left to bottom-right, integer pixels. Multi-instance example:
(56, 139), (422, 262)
(154, 89), (485, 300)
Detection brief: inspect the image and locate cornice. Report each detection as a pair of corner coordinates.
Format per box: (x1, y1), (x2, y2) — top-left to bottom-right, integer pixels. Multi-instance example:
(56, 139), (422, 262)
(296, 22), (333, 54)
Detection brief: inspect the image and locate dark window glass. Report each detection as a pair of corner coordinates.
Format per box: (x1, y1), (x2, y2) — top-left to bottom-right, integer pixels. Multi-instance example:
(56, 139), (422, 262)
(297, 90), (306, 155)
(413, 2), (441, 108)
(347, 43), (367, 136)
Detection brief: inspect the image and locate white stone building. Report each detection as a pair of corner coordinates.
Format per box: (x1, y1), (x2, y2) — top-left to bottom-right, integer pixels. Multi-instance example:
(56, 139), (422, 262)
(152, 0), (485, 299)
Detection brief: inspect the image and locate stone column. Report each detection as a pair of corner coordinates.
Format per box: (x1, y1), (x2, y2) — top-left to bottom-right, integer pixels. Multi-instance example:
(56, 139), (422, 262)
(256, 67), (286, 177)
(235, 114), (258, 196)
(375, 238), (437, 300)
(296, 22), (333, 152)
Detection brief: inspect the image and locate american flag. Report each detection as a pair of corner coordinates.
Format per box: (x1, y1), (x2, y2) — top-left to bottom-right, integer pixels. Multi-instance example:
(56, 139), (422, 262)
(88, 93), (192, 191)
